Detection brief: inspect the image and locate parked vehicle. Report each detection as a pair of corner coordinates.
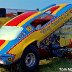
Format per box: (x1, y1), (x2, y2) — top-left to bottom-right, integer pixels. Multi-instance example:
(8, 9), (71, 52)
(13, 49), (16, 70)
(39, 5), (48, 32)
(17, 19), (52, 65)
(0, 4), (72, 71)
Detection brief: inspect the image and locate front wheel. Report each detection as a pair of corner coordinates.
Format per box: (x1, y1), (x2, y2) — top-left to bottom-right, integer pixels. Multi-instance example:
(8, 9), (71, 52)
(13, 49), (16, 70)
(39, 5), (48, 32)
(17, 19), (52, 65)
(14, 46), (40, 72)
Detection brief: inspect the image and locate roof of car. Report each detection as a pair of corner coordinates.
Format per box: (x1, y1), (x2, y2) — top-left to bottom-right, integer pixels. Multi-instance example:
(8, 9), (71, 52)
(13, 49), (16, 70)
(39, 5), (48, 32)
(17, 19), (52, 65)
(5, 11), (38, 26)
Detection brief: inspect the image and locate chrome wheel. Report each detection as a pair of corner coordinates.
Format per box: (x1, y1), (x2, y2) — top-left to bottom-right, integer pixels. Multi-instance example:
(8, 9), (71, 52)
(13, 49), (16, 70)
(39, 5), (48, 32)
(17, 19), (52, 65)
(25, 53), (36, 67)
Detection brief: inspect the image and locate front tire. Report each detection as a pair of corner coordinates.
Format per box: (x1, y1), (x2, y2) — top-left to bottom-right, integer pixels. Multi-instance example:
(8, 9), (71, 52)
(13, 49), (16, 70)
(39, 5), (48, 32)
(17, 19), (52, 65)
(13, 46), (40, 72)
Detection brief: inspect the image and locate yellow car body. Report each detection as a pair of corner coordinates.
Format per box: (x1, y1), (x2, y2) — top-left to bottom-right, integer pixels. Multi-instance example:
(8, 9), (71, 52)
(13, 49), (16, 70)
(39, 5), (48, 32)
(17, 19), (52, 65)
(0, 4), (72, 65)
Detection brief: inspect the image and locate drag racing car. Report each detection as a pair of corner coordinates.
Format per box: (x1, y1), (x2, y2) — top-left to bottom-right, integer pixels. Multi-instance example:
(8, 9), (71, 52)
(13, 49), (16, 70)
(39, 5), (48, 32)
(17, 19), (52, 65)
(0, 3), (72, 71)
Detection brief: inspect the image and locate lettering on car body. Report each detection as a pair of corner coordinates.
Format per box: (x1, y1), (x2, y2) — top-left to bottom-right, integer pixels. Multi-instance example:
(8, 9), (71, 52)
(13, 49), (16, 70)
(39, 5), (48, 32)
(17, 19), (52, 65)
(26, 26), (33, 32)
(40, 9), (72, 34)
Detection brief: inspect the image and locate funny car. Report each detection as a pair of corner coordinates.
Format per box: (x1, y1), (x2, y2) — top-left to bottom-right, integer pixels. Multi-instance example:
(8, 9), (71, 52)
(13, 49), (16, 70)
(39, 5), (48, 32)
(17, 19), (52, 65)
(0, 3), (72, 71)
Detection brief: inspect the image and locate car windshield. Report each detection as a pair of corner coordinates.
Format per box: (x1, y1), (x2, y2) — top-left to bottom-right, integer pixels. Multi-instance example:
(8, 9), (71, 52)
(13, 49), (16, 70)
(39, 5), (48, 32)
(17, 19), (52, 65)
(0, 26), (23, 40)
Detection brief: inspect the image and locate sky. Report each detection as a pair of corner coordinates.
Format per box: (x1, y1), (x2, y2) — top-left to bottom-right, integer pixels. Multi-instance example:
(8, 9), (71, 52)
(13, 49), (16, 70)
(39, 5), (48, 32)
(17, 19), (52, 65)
(0, 0), (72, 10)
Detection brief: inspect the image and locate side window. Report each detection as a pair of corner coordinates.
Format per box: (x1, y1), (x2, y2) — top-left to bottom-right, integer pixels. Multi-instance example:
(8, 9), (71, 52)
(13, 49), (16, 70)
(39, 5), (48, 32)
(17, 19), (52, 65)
(31, 13), (53, 30)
